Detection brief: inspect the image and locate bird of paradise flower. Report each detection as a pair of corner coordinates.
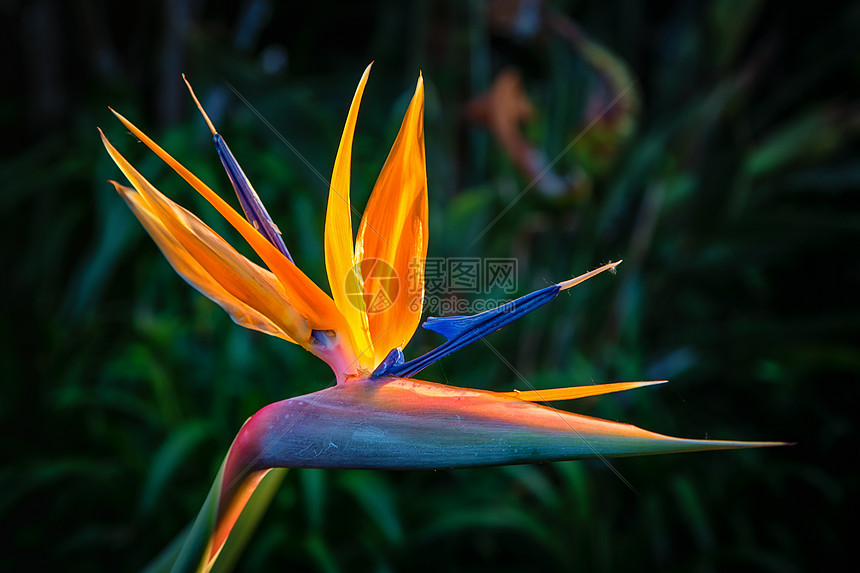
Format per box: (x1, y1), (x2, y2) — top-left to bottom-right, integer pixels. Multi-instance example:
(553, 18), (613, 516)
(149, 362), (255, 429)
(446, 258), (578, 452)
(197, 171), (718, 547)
(99, 65), (784, 572)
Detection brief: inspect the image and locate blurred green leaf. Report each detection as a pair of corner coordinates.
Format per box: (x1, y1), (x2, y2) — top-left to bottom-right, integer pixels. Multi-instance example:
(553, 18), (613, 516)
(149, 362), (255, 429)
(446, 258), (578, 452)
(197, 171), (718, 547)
(337, 472), (403, 545)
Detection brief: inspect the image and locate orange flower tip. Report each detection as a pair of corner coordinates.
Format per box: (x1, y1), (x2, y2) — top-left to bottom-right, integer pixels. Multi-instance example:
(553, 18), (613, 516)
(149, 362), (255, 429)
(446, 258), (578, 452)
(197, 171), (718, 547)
(183, 74), (218, 135)
(99, 128), (121, 153)
(559, 260), (622, 291)
(108, 107), (130, 126)
(108, 108), (140, 135)
(98, 128), (113, 148)
(356, 63), (373, 91)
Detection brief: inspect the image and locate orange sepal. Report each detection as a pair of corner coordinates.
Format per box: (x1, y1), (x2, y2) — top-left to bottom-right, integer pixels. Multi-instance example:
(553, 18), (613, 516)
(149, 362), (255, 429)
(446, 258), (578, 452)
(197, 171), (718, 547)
(325, 64), (375, 369)
(503, 380), (667, 402)
(355, 75), (429, 365)
(112, 180), (301, 343)
(107, 110), (346, 336)
(102, 132), (312, 345)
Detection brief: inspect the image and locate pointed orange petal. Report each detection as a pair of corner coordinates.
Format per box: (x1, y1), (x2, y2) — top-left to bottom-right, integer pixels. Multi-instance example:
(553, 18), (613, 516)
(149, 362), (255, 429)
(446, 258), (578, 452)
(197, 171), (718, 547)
(502, 380), (666, 402)
(105, 112), (345, 334)
(355, 75), (428, 365)
(325, 64), (375, 368)
(114, 182), (298, 342)
(102, 135), (313, 345)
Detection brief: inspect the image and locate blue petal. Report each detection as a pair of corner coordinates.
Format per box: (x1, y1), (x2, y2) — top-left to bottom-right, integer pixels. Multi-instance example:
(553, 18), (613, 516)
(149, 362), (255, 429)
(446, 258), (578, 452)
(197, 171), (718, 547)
(376, 348), (405, 372)
(213, 133), (294, 262)
(372, 284), (561, 378)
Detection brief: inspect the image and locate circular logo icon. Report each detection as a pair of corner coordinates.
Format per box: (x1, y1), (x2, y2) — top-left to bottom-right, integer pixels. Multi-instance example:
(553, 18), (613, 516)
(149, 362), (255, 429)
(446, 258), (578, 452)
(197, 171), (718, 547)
(344, 257), (400, 314)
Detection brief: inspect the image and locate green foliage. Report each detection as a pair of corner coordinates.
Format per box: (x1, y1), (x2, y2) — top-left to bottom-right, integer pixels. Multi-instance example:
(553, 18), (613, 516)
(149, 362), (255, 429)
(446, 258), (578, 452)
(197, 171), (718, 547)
(2, 1), (856, 571)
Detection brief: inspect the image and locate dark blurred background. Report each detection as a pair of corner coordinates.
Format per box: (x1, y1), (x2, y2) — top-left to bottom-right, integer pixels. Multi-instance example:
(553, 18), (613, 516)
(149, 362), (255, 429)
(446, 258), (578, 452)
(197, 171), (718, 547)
(2, 0), (857, 571)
